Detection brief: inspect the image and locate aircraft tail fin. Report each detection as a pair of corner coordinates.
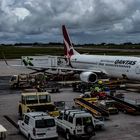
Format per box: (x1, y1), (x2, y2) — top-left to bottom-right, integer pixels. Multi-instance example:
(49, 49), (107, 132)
(62, 25), (79, 58)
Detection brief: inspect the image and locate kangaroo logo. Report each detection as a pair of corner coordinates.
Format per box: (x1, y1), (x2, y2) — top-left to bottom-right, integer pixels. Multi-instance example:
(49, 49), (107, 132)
(22, 57), (34, 66)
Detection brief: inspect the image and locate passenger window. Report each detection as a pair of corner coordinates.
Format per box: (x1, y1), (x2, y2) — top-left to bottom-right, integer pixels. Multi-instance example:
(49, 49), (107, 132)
(68, 116), (73, 123)
(11, 76), (16, 81)
(22, 96), (25, 104)
(58, 115), (63, 120)
(24, 115), (30, 125)
(39, 95), (51, 103)
(76, 118), (82, 126)
(35, 119), (55, 128)
(26, 96), (38, 104)
(64, 114), (68, 121)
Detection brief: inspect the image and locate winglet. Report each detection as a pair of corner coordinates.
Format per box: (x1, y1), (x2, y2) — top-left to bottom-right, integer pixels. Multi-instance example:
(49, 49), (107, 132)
(1, 52), (9, 66)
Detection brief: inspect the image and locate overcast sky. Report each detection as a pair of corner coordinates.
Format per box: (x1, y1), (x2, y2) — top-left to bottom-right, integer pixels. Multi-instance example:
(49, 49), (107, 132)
(1, 0), (140, 44)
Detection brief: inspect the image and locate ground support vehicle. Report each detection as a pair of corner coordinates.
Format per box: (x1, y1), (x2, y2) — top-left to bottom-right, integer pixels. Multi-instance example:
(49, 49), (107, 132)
(79, 91), (107, 100)
(103, 79), (126, 90)
(93, 101), (118, 115)
(90, 91), (107, 100)
(18, 112), (58, 140)
(9, 73), (62, 92)
(9, 74), (30, 88)
(100, 100), (119, 114)
(56, 109), (95, 140)
(94, 119), (105, 130)
(72, 81), (108, 99)
(44, 81), (62, 93)
(107, 95), (140, 114)
(109, 90), (125, 100)
(74, 98), (109, 120)
(72, 82), (92, 93)
(54, 101), (66, 110)
(0, 125), (7, 140)
(18, 91), (59, 117)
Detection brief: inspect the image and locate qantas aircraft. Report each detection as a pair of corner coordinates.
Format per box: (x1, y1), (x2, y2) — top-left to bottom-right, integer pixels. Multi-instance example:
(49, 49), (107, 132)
(62, 25), (140, 83)
(5, 25), (140, 83)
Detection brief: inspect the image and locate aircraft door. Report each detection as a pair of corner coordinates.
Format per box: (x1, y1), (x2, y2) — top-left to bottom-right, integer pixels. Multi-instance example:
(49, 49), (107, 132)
(51, 57), (57, 67)
(135, 65), (140, 74)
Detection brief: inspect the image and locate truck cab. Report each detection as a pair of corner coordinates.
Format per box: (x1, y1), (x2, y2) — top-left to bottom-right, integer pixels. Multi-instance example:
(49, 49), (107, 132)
(9, 74), (29, 88)
(9, 75), (18, 88)
(18, 91), (59, 117)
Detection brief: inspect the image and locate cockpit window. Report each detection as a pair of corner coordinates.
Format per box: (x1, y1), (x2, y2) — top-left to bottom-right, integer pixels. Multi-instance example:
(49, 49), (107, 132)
(11, 76), (16, 81)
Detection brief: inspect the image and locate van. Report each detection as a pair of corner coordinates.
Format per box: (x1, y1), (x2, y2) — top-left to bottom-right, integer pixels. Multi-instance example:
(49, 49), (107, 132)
(18, 112), (58, 140)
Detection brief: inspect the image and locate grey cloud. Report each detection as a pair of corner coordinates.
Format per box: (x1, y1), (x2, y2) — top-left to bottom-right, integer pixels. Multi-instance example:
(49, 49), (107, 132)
(0, 0), (140, 43)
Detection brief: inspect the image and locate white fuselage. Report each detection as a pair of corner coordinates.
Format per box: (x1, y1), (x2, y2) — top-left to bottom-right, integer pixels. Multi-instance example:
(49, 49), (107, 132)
(70, 54), (140, 81)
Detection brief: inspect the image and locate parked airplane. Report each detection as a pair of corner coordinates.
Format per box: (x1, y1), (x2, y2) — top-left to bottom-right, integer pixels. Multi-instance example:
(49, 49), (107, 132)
(4, 25), (140, 83)
(62, 25), (140, 83)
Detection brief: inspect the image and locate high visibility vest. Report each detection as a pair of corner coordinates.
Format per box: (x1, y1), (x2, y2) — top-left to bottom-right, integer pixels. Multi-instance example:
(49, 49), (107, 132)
(94, 86), (100, 92)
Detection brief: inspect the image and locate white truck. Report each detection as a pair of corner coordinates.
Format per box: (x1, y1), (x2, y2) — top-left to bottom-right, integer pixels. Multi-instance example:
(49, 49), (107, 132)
(18, 112), (58, 140)
(56, 109), (96, 140)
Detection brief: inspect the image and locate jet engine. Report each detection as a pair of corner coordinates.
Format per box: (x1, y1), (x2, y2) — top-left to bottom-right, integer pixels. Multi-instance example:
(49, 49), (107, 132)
(80, 72), (98, 83)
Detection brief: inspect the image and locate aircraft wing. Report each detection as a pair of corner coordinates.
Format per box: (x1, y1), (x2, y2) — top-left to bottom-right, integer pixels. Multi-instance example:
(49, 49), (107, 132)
(25, 65), (107, 75)
(5, 62), (107, 74)
(4, 58), (107, 75)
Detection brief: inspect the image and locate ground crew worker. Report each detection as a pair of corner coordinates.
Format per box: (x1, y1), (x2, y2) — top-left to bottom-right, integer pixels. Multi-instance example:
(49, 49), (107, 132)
(98, 80), (105, 91)
(36, 84), (41, 92)
(45, 74), (48, 81)
(94, 86), (101, 92)
(104, 86), (110, 95)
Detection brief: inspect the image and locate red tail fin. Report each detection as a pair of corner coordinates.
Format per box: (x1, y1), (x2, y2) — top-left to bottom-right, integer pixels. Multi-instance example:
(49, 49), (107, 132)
(62, 25), (79, 58)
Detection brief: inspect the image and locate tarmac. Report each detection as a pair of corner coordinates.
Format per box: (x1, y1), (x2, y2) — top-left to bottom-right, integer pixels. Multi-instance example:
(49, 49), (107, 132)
(0, 60), (140, 140)
(0, 59), (33, 76)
